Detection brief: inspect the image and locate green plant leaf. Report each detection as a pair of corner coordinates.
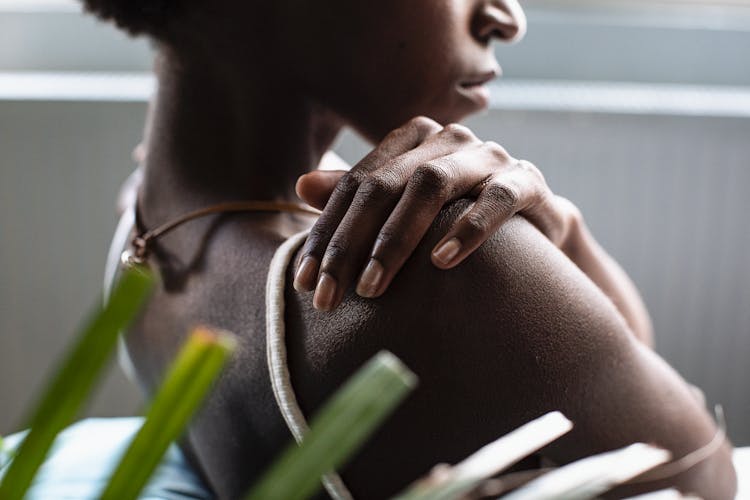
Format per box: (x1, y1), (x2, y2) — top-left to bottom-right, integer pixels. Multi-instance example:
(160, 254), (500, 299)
(0, 435), (8, 470)
(246, 350), (417, 500)
(394, 412), (573, 500)
(99, 326), (236, 500)
(0, 268), (154, 500)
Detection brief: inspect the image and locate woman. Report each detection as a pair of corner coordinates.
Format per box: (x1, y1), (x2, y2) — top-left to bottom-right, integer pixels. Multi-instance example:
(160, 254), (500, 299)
(87, 0), (735, 498)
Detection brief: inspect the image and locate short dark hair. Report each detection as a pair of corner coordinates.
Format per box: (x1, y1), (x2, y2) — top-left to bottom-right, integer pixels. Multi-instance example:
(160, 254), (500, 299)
(81, 0), (174, 38)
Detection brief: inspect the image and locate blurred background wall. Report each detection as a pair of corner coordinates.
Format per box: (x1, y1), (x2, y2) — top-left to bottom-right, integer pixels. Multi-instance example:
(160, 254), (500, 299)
(1, 0), (749, 444)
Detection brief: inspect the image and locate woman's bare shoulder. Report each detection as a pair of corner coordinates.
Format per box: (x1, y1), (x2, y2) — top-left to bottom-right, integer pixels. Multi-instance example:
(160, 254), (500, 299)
(286, 198), (629, 375)
(285, 198), (736, 499)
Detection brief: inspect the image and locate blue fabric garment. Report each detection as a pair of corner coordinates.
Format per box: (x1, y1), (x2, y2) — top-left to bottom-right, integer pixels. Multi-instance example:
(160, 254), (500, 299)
(0, 418), (213, 500)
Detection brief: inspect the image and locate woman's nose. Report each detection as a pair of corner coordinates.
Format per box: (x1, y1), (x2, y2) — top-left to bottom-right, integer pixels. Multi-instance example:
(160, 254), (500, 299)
(473, 0), (527, 44)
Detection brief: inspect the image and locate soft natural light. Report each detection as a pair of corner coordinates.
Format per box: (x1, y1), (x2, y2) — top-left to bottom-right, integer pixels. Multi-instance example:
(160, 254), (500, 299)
(525, 0), (750, 6)
(0, 0), (77, 12)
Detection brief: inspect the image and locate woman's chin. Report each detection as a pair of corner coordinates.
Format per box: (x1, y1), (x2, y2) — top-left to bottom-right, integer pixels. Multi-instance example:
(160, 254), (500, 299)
(424, 106), (483, 128)
(346, 100), (484, 144)
(423, 92), (490, 126)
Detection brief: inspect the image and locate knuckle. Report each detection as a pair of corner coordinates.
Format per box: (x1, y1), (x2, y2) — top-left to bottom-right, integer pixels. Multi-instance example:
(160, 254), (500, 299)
(384, 116), (439, 147)
(381, 157), (410, 179)
(304, 229), (331, 256)
(556, 195), (582, 224)
(383, 125), (408, 144)
(358, 175), (397, 202)
(321, 240), (350, 268)
(334, 172), (362, 197)
(372, 225), (412, 261)
(349, 167), (373, 184)
(373, 226), (399, 251)
(522, 160), (546, 184)
(410, 163), (451, 198)
(408, 115), (440, 135)
(306, 215), (337, 242)
(463, 211), (492, 235)
(306, 223), (328, 242)
(517, 160), (547, 200)
(483, 141), (511, 163)
(485, 181), (520, 210)
(441, 123), (476, 144)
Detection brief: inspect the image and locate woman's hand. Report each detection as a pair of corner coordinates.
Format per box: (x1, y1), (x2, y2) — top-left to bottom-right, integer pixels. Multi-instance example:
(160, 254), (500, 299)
(294, 116), (578, 311)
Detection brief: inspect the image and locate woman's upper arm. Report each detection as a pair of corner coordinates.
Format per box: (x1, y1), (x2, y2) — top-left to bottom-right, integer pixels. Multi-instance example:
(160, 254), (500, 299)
(428, 204), (736, 498)
(289, 199), (735, 498)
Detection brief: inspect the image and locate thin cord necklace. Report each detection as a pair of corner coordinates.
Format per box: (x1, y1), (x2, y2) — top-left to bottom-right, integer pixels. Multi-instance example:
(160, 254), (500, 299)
(121, 200), (321, 268)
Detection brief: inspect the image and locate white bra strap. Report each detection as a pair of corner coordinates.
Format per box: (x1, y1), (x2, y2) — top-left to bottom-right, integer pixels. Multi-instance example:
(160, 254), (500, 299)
(266, 230), (354, 500)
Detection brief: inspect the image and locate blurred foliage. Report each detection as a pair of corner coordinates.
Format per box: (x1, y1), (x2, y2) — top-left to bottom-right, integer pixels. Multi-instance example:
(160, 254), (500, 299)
(247, 351), (416, 500)
(0, 268), (153, 500)
(100, 327), (237, 500)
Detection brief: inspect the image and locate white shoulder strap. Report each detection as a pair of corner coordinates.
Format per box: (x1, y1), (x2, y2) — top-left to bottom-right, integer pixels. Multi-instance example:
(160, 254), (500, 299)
(266, 230), (354, 500)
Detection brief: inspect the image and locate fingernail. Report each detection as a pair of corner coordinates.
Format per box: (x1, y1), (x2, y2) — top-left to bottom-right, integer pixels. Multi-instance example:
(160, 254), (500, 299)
(313, 273), (337, 311)
(432, 238), (462, 266)
(294, 256), (318, 292)
(357, 258), (384, 298)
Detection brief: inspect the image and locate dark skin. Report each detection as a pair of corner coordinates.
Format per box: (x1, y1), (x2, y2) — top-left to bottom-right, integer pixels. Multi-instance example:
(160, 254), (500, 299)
(118, 0), (735, 497)
(131, 202), (735, 499)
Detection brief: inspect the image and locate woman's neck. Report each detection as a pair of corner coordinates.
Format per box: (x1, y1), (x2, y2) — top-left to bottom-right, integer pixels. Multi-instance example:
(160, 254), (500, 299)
(140, 49), (343, 224)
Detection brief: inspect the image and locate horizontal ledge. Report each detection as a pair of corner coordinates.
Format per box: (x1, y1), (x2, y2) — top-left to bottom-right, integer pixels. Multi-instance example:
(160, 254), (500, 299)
(490, 79), (750, 118)
(1, 72), (750, 118)
(0, 0), (80, 14)
(0, 72), (154, 102)
(524, 3), (750, 32)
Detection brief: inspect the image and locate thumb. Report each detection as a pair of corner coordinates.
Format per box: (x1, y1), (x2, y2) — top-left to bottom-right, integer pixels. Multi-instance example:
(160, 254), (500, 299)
(295, 170), (348, 210)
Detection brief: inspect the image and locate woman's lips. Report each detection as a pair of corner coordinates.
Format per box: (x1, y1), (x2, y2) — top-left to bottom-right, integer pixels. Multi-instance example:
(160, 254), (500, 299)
(459, 69), (499, 87)
(456, 83), (492, 109)
(456, 69), (499, 109)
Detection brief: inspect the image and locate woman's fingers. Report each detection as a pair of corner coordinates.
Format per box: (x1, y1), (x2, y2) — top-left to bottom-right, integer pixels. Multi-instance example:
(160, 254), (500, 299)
(490, 160), (574, 248)
(356, 162), (455, 297)
(294, 121), (562, 311)
(312, 128), (480, 309)
(431, 157), (546, 270)
(522, 193), (581, 249)
(313, 125), (488, 310)
(295, 170), (347, 210)
(431, 179), (523, 269)
(357, 147), (492, 297)
(357, 141), (510, 293)
(313, 174), (404, 310)
(293, 116), (441, 293)
(294, 172), (359, 292)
